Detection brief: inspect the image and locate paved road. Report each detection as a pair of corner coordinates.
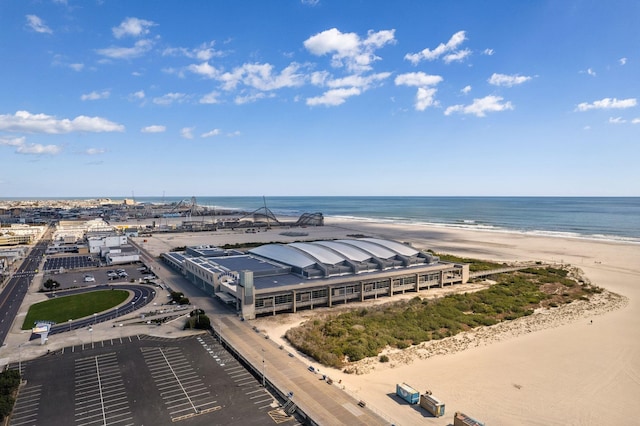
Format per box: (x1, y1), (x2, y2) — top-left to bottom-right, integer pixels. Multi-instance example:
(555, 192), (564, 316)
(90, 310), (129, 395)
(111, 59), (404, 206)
(0, 226), (52, 345)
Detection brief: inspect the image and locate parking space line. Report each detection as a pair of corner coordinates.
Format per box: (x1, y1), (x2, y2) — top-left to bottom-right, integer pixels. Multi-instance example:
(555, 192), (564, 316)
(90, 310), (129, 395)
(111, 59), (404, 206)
(141, 346), (220, 422)
(9, 383), (42, 426)
(74, 352), (133, 426)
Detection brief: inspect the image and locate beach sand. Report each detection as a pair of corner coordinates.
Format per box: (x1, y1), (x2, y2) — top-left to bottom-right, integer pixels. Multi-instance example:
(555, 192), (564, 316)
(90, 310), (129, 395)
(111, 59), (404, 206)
(138, 217), (639, 425)
(246, 218), (639, 426)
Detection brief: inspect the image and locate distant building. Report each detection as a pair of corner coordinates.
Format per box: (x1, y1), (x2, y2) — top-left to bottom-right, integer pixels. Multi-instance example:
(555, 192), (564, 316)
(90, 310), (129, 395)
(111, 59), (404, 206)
(103, 245), (140, 265)
(0, 224), (45, 246)
(162, 238), (469, 320)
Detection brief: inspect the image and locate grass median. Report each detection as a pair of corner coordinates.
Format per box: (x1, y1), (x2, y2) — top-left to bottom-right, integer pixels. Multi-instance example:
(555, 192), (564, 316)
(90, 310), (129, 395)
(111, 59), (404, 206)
(21, 290), (129, 330)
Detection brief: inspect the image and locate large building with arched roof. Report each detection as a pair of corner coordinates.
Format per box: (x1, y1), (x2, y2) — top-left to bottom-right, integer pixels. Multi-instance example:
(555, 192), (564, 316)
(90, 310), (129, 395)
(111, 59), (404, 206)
(162, 238), (469, 319)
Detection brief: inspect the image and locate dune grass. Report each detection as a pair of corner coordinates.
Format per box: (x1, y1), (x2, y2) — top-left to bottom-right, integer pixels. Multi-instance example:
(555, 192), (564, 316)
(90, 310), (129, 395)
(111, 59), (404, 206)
(285, 266), (599, 368)
(21, 290), (129, 330)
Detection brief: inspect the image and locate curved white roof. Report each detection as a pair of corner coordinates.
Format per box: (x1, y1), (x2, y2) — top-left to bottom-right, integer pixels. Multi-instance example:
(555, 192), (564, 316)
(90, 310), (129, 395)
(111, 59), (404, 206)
(249, 244), (316, 269)
(336, 239), (397, 259)
(362, 238), (418, 256)
(289, 243), (345, 265)
(314, 241), (372, 262)
(250, 238), (419, 272)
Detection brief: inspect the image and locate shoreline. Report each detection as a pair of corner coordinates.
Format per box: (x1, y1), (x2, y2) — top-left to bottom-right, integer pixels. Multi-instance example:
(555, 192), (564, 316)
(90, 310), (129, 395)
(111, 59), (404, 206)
(325, 214), (640, 245)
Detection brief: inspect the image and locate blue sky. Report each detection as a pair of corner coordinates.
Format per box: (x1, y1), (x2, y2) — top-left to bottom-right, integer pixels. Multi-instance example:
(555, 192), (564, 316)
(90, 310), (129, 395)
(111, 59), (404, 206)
(1, 0), (638, 197)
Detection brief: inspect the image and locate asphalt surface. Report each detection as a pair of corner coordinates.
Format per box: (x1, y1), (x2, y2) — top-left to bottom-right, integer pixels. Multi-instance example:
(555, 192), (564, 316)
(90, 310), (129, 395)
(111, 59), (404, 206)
(0, 226), (52, 346)
(9, 334), (284, 426)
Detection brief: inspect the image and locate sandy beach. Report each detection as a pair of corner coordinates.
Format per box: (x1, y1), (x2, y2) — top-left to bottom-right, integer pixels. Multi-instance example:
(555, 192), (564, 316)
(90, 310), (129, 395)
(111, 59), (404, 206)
(224, 217), (638, 426)
(126, 216), (640, 425)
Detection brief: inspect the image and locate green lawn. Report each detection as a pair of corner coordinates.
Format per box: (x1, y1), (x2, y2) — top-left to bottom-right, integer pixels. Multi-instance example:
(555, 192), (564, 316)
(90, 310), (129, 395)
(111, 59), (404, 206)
(21, 290), (129, 330)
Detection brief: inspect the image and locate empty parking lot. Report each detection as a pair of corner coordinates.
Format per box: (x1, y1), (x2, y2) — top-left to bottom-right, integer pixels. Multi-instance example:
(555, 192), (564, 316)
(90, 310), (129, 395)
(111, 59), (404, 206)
(9, 334), (295, 426)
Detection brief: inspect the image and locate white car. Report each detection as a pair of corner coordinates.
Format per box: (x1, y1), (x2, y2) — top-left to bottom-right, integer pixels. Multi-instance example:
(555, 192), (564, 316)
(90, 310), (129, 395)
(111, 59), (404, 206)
(84, 275), (95, 282)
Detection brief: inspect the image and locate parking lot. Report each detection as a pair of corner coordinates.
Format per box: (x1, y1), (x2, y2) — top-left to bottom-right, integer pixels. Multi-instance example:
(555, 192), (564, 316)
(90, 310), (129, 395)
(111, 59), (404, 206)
(9, 334), (288, 426)
(41, 263), (157, 291)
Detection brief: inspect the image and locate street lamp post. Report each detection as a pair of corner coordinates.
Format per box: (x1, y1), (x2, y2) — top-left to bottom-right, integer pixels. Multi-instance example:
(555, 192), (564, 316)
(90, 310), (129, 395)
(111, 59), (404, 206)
(131, 301), (135, 313)
(262, 348), (266, 387)
(89, 327), (93, 348)
(93, 313), (97, 325)
(68, 319), (72, 332)
(18, 343), (23, 376)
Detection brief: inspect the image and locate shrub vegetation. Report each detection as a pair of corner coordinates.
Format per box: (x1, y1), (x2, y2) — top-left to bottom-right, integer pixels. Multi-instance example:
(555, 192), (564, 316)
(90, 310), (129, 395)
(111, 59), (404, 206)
(285, 266), (597, 368)
(0, 369), (21, 421)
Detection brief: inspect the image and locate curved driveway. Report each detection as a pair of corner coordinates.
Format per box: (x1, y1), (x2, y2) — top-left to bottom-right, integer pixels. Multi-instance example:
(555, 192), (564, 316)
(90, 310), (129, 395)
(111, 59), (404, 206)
(41, 284), (157, 336)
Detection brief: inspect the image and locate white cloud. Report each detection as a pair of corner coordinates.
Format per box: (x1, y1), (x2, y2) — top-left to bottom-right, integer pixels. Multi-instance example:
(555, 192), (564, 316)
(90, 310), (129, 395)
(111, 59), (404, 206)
(97, 39), (154, 59)
(0, 136), (25, 146)
(576, 97), (637, 111)
(608, 117), (626, 124)
(443, 49), (471, 63)
(415, 88), (439, 111)
(141, 125), (166, 133)
(218, 62), (306, 92)
(394, 72), (443, 111)
(304, 72), (389, 107)
(227, 130), (241, 137)
(461, 85), (472, 94)
(200, 91), (221, 104)
(130, 90), (145, 100)
(405, 30), (467, 65)
(26, 15), (52, 34)
(112, 17), (156, 39)
(301, 0), (320, 5)
(16, 144), (61, 155)
(163, 41), (222, 61)
(85, 148), (105, 155)
(619, 57), (627, 66)
(304, 28), (396, 72)
(445, 95), (513, 117)
(181, 127), (194, 139)
(188, 62), (220, 79)
(310, 71), (330, 86)
(81, 90), (110, 101)
(587, 68), (596, 77)
(201, 129), (221, 138)
(153, 92), (188, 105)
(483, 48), (494, 56)
(306, 87), (361, 106)
(632, 118), (640, 124)
(69, 63), (84, 71)
(488, 73), (532, 87)
(394, 72), (443, 87)
(0, 111), (124, 133)
(234, 92), (273, 105)
(328, 72), (391, 89)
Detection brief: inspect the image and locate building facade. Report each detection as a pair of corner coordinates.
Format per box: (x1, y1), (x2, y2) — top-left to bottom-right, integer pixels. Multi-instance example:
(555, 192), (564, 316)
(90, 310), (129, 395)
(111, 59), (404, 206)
(162, 238), (469, 319)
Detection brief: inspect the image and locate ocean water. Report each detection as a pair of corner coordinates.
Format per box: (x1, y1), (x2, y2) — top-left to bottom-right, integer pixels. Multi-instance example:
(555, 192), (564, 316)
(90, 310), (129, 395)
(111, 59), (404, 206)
(133, 196), (640, 244)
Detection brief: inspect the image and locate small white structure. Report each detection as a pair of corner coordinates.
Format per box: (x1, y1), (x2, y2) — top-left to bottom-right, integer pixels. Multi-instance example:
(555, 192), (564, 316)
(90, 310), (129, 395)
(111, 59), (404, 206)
(88, 235), (128, 254)
(103, 245), (140, 265)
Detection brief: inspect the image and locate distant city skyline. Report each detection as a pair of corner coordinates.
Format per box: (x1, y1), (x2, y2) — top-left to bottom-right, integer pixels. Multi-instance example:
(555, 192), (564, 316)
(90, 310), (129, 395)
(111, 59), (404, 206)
(1, 1), (638, 197)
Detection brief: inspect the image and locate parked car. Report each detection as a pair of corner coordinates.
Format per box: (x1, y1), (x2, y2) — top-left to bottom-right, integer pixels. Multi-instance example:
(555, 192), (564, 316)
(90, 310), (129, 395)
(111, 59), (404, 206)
(83, 274), (95, 282)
